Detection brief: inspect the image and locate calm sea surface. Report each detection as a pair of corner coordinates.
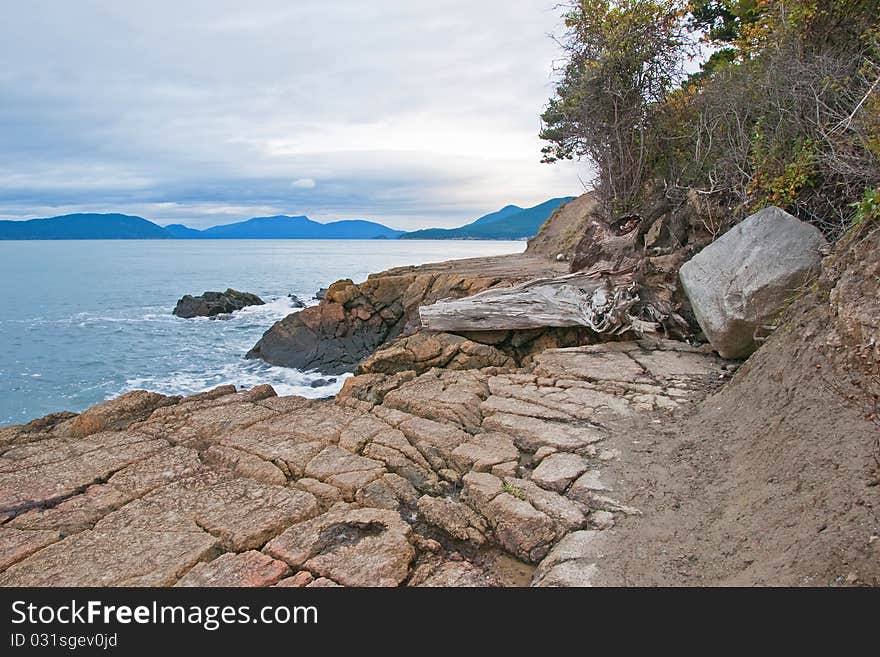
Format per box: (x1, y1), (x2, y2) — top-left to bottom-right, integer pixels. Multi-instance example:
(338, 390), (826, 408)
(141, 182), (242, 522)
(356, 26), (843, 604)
(0, 239), (524, 426)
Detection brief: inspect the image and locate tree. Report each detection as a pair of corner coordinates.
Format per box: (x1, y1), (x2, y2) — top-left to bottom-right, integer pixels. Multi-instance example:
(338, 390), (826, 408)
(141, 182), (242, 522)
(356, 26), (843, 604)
(540, 0), (691, 214)
(542, 0), (880, 238)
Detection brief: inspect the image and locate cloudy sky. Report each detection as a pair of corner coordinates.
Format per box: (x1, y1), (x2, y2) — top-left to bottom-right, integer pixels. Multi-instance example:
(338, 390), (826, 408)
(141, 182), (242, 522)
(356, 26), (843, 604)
(0, 0), (586, 230)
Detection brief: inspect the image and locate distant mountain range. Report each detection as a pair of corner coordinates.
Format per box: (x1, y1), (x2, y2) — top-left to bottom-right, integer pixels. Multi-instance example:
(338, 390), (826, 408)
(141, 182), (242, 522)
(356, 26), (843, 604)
(0, 198), (574, 240)
(400, 198), (574, 240)
(0, 213), (171, 240)
(164, 215), (404, 240)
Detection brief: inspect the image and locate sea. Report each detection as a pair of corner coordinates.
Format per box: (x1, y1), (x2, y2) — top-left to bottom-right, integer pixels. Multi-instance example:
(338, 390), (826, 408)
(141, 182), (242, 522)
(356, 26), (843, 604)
(0, 239), (525, 426)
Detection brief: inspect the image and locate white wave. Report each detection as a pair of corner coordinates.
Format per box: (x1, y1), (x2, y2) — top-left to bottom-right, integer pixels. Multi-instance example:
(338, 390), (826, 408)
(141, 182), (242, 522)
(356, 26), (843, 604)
(119, 359), (351, 401)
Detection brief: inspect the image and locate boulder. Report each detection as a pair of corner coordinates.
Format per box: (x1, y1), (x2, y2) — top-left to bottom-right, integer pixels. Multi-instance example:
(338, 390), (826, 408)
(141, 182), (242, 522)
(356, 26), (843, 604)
(173, 288), (264, 318)
(679, 207), (826, 359)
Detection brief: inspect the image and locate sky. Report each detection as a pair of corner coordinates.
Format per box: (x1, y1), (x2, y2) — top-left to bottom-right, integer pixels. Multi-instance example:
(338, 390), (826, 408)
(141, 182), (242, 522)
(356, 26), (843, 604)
(0, 0), (587, 230)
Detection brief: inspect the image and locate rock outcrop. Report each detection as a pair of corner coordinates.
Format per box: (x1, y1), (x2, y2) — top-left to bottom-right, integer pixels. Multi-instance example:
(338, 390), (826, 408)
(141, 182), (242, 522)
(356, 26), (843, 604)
(0, 340), (727, 586)
(246, 254), (568, 374)
(679, 207), (827, 358)
(173, 288), (265, 318)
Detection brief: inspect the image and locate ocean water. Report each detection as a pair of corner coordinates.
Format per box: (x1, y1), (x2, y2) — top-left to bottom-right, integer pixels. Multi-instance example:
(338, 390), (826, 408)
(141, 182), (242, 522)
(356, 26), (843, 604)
(0, 239), (525, 426)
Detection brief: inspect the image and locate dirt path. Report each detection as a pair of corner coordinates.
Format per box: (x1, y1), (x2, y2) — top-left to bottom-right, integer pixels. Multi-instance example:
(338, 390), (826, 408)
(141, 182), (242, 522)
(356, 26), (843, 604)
(592, 306), (880, 586)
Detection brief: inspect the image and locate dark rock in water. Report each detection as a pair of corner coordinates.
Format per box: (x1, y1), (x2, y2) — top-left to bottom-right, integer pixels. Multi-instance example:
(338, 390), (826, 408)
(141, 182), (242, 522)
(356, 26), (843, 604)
(288, 294), (306, 309)
(309, 377), (337, 388)
(173, 289), (265, 318)
(313, 288), (328, 301)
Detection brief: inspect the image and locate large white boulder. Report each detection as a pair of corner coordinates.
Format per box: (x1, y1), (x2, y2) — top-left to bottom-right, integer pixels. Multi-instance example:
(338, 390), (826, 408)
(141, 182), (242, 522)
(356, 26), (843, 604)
(679, 207), (827, 359)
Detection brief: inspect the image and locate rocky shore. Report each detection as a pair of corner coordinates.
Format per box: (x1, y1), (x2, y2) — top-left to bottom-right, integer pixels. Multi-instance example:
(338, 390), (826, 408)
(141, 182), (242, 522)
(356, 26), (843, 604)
(0, 337), (727, 586)
(1, 196), (877, 587)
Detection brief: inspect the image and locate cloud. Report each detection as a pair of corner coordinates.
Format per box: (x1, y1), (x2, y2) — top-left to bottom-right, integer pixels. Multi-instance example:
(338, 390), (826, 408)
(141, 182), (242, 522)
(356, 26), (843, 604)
(0, 1), (590, 229)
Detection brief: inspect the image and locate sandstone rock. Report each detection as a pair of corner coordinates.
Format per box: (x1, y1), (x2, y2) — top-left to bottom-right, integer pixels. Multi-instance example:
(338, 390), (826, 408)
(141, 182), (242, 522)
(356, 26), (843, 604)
(380, 368), (491, 433)
(8, 446), (204, 534)
(0, 431), (169, 515)
(416, 495), (488, 544)
(486, 492), (558, 562)
(307, 577), (341, 587)
(356, 474), (418, 511)
(530, 452), (590, 492)
(533, 559), (599, 587)
(264, 508), (414, 587)
(175, 551), (291, 587)
(358, 331), (514, 375)
(461, 472), (557, 562)
(276, 571), (314, 587)
(590, 510), (616, 530)
(68, 390), (179, 438)
(532, 529), (606, 587)
(0, 527), (62, 571)
(413, 560), (498, 587)
(568, 470), (611, 502)
(0, 528), (220, 586)
(361, 428), (440, 494)
(451, 432), (519, 472)
(533, 446), (557, 463)
(96, 478), (320, 552)
(204, 445), (287, 485)
(337, 371), (417, 406)
(504, 477), (586, 532)
(173, 288), (264, 318)
(482, 412), (605, 451)
(304, 445), (385, 500)
(679, 207), (826, 358)
(491, 461), (519, 478)
(295, 478), (343, 511)
(460, 471), (505, 509)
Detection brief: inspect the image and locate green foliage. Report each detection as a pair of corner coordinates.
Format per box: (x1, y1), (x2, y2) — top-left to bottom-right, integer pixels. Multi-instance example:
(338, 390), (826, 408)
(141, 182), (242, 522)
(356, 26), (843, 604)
(539, 0), (690, 213)
(502, 481), (527, 501)
(852, 187), (880, 226)
(541, 0), (880, 238)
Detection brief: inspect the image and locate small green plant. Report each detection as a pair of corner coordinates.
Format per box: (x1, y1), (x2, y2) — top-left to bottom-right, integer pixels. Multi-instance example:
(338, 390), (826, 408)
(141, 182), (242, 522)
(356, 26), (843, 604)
(503, 481), (527, 501)
(852, 187), (880, 227)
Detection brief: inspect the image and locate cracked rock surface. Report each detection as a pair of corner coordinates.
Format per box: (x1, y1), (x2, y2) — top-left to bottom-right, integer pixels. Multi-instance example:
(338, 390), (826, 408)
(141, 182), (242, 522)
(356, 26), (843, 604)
(0, 339), (725, 587)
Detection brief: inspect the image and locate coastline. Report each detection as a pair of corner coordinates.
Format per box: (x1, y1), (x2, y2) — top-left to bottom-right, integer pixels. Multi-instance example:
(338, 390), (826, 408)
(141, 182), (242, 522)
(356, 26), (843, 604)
(1, 227), (877, 587)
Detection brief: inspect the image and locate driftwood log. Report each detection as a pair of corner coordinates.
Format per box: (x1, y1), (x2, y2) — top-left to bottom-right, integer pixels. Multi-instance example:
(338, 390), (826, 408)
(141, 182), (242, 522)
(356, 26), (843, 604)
(419, 270), (660, 335)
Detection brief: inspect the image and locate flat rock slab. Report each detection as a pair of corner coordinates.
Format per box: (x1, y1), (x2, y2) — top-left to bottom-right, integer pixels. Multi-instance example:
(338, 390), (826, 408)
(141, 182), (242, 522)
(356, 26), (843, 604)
(0, 528), (220, 587)
(264, 508), (415, 587)
(0, 527), (62, 571)
(530, 452), (590, 492)
(96, 478), (320, 551)
(175, 551), (291, 587)
(532, 530), (606, 587)
(483, 413), (605, 451)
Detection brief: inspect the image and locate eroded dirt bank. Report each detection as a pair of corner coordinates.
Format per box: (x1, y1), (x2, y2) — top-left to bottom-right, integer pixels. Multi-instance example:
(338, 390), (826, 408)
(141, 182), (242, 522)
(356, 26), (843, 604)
(589, 227), (880, 586)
